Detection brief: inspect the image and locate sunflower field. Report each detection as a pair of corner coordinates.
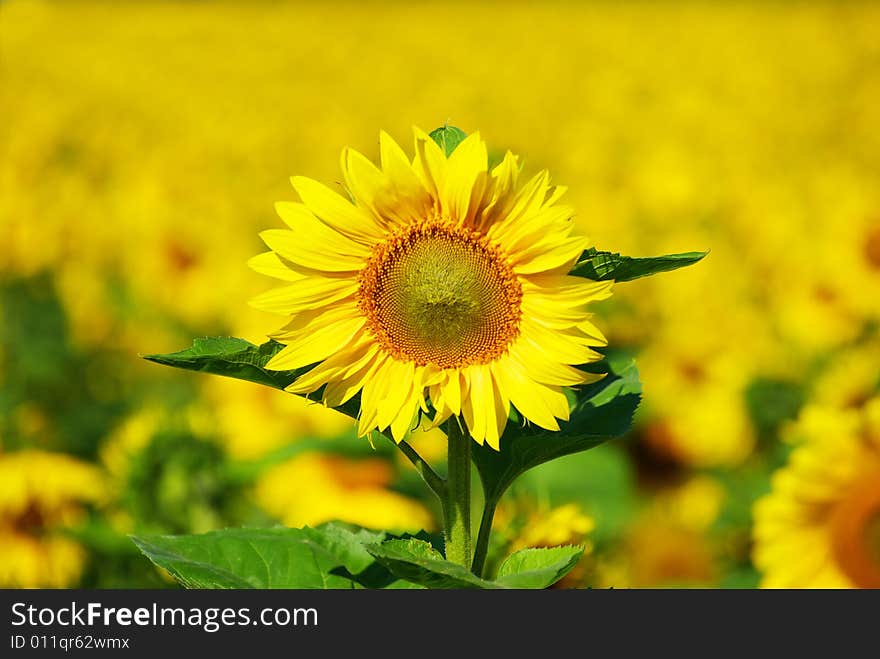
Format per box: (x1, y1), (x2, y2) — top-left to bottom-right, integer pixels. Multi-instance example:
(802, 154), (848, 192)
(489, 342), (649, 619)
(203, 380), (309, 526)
(2, 0), (879, 589)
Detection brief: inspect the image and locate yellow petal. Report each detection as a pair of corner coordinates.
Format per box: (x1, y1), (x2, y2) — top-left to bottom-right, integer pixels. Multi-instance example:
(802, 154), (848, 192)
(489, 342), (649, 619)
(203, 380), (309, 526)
(522, 276), (614, 304)
(499, 205), (575, 257)
(427, 383), (451, 427)
(377, 360), (415, 430)
(265, 317), (365, 371)
(390, 392), (420, 442)
(412, 127), (447, 202)
(322, 349), (383, 407)
(487, 170), (550, 239)
(247, 252), (305, 282)
(358, 355), (393, 436)
(520, 318), (602, 365)
(249, 278), (358, 314)
(512, 235), (589, 275)
(269, 303), (360, 341)
(441, 132), (488, 225)
(291, 176), (385, 244)
(441, 371), (462, 416)
(466, 365), (489, 444)
(470, 363), (506, 450)
(379, 131), (434, 221)
(476, 150), (520, 231)
(287, 335), (373, 395)
(493, 358), (560, 431)
(544, 185), (568, 207)
(275, 201), (372, 256)
(340, 147), (392, 224)
(459, 397), (482, 446)
(508, 341), (601, 386)
(260, 228), (365, 272)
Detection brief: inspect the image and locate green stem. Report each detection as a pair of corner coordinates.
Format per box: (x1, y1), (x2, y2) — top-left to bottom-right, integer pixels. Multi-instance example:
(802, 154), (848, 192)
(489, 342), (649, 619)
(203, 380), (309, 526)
(395, 438), (446, 501)
(471, 497), (498, 578)
(443, 419), (472, 567)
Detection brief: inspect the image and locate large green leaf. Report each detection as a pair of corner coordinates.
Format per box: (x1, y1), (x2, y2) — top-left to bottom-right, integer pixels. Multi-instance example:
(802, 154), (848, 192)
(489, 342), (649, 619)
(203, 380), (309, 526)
(472, 352), (641, 504)
(131, 523), (413, 589)
(365, 540), (582, 589)
(571, 247), (707, 282)
(132, 524), (583, 590)
(143, 337), (361, 419)
(428, 125), (467, 156)
(495, 546), (583, 588)
(366, 539), (502, 589)
(143, 337), (295, 389)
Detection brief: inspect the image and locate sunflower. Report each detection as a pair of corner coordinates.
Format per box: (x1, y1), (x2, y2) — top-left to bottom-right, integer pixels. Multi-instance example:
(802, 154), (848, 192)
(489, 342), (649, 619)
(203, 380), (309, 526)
(255, 452), (433, 532)
(753, 397), (880, 588)
(251, 128), (611, 448)
(0, 450), (105, 588)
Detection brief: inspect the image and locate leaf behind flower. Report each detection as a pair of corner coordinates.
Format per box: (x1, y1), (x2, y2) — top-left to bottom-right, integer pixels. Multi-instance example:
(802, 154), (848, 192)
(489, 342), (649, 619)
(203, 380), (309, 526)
(571, 247), (707, 282)
(471, 351), (642, 504)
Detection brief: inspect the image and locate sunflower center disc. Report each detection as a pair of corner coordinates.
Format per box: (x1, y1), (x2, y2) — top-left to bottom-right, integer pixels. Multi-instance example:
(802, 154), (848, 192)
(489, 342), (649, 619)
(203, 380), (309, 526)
(359, 222), (522, 368)
(829, 467), (880, 588)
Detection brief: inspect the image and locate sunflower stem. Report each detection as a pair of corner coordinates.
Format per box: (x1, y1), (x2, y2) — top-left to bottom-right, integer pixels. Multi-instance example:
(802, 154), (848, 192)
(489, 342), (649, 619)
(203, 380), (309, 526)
(443, 419), (472, 567)
(471, 497), (498, 577)
(395, 438), (445, 500)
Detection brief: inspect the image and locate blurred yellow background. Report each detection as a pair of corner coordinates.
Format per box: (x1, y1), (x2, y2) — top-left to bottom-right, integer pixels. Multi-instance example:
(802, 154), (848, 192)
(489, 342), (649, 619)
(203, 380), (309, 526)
(1, 0), (879, 588)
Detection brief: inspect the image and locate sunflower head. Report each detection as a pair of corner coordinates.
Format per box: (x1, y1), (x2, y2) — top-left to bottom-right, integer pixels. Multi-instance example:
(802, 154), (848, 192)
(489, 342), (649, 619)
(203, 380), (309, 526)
(251, 127), (612, 449)
(358, 220), (522, 369)
(753, 397), (880, 588)
(0, 450), (105, 588)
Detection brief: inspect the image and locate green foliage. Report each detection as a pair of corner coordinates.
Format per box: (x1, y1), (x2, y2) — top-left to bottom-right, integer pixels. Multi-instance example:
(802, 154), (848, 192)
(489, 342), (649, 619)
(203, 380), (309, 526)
(428, 125), (468, 156)
(132, 523), (423, 589)
(146, 339), (640, 509)
(145, 341), (642, 496)
(745, 378), (805, 442)
(143, 337), (298, 391)
(143, 338), (361, 419)
(515, 444), (638, 544)
(131, 522), (584, 590)
(472, 352), (641, 505)
(367, 538), (497, 589)
(366, 539), (582, 589)
(571, 247), (707, 282)
(0, 274), (129, 457)
(122, 430), (264, 534)
(495, 546), (583, 588)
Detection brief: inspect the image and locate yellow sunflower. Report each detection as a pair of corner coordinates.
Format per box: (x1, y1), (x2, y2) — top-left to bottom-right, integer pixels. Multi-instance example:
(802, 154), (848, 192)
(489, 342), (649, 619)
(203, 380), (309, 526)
(251, 128), (611, 448)
(0, 450), (105, 588)
(254, 452), (433, 532)
(753, 397), (880, 588)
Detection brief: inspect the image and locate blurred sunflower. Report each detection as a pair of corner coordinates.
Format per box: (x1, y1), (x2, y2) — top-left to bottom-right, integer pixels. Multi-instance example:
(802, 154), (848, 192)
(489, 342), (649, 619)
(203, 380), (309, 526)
(496, 502), (595, 588)
(254, 452), (433, 532)
(252, 128), (611, 448)
(0, 450), (104, 587)
(508, 503), (595, 553)
(753, 397), (880, 588)
(595, 476), (724, 588)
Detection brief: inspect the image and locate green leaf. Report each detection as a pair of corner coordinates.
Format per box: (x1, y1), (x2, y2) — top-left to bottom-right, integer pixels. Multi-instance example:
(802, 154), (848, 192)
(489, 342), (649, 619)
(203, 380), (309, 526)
(429, 125), (467, 156)
(745, 377), (805, 441)
(366, 540), (580, 589)
(131, 523), (405, 589)
(143, 337), (295, 389)
(571, 247), (707, 282)
(142, 337), (361, 419)
(366, 539), (502, 589)
(472, 351), (641, 505)
(495, 546), (584, 588)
